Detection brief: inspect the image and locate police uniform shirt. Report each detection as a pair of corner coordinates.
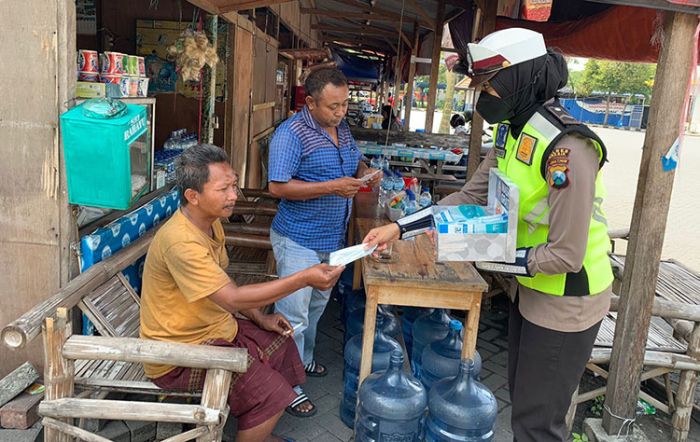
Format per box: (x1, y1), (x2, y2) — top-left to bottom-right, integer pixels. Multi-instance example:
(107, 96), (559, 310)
(440, 133), (612, 333)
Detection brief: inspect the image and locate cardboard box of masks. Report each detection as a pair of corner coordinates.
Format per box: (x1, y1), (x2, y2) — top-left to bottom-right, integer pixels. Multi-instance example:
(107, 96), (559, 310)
(433, 168), (519, 262)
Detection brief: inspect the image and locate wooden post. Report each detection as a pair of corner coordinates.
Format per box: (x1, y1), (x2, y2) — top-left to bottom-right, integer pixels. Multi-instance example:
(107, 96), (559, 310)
(404, 22), (419, 131)
(42, 308), (74, 442)
(672, 323), (700, 441)
(602, 11), (698, 435)
(202, 15), (218, 144)
(424, 0), (445, 133)
(466, 0), (496, 179)
(392, 51), (403, 119)
(197, 368), (232, 442)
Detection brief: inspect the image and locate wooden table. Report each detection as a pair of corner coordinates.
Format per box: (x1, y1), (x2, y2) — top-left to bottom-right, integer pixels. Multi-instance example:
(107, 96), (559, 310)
(352, 193), (488, 384)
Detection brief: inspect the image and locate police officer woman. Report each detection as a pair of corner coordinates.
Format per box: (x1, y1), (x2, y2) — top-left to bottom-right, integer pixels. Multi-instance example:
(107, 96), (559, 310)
(362, 28), (613, 442)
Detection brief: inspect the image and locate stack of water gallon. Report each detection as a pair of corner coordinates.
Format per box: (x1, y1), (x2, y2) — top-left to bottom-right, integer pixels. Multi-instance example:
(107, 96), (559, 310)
(337, 272), (499, 442)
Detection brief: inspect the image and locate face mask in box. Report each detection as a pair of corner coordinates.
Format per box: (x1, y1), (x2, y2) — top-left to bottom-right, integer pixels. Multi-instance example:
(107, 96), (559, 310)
(434, 205), (508, 234)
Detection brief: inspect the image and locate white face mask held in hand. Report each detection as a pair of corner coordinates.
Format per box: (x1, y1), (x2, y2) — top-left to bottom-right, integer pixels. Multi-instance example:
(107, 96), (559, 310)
(329, 243), (378, 267)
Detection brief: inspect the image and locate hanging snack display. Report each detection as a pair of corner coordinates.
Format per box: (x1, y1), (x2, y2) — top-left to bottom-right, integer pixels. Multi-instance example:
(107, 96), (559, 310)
(167, 29), (219, 82)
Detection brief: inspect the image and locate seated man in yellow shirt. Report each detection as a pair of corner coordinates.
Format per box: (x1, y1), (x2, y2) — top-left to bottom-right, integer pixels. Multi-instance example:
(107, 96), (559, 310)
(140, 144), (343, 442)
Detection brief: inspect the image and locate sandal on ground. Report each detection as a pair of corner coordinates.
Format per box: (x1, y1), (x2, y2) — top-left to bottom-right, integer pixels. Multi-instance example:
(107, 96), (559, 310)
(304, 360), (328, 378)
(285, 392), (317, 418)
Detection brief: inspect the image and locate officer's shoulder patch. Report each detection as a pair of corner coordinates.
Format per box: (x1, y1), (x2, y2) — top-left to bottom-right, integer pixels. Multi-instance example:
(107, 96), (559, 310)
(515, 134), (537, 166)
(546, 147), (571, 189)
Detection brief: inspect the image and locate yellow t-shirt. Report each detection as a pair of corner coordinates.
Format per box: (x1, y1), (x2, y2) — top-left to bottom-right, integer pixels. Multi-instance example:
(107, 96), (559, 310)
(140, 209), (237, 378)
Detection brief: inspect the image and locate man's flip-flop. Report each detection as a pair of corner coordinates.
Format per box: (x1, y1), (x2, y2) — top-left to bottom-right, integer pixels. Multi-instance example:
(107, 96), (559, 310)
(304, 360), (328, 377)
(285, 393), (317, 418)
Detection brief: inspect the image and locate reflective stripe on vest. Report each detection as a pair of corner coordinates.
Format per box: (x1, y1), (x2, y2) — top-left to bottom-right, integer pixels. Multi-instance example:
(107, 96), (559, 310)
(494, 112), (614, 296)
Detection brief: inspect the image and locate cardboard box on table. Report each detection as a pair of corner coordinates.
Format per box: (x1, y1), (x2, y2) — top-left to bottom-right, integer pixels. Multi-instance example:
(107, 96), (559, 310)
(433, 168), (519, 262)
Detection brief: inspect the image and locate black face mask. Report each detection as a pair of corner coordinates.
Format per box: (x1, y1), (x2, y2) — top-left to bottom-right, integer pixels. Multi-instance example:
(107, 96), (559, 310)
(476, 92), (512, 124)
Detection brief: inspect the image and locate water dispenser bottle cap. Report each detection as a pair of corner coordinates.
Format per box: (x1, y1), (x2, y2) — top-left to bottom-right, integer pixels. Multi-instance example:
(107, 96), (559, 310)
(390, 349), (404, 365)
(449, 319), (463, 331)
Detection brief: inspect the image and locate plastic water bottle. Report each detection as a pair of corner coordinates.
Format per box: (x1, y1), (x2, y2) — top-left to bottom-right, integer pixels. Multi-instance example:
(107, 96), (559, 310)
(424, 360), (498, 441)
(345, 305), (401, 346)
(405, 190), (418, 216)
(419, 186), (432, 208)
(379, 175), (394, 206)
(411, 309), (452, 378)
(355, 350), (427, 441)
(340, 316), (402, 428)
(401, 307), (433, 361)
(421, 320), (482, 391)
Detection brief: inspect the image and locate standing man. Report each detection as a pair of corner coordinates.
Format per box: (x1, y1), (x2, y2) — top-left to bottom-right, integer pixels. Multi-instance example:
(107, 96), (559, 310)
(362, 29), (612, 442)
(268, 68), (381, 414)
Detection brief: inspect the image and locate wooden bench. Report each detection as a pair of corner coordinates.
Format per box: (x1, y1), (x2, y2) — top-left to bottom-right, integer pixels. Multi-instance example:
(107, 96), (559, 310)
(567, 233), (700, 441)
(1, 224), (278, 441)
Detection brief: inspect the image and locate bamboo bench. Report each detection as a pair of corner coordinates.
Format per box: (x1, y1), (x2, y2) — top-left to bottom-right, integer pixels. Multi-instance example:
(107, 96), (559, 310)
(1, 224), (279, 441)
(567, 231), (700, 442)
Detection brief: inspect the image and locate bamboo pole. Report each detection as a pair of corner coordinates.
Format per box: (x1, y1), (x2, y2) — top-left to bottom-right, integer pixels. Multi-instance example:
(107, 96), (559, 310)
(404, 22), (419, 131)
(222, 223), (271, 236)
(197, 369), (232, 442)
(225, 233), (272, 249)
(42, 417), (111, 442)
(39, 398), (221, 425)
(162, 427), (210, 442)
(2, 228), (157, 350)
(424, 0), (445, 133)
(62, 336), (248, 372)
(42, 308), (74, 442)
(603, 11), (699, 435)
(202, 15), (219, 144)
(609, 295), (700, 323)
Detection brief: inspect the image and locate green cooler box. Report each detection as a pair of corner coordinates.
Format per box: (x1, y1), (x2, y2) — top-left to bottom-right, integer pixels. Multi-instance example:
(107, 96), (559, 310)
(60, 103), (150, 209)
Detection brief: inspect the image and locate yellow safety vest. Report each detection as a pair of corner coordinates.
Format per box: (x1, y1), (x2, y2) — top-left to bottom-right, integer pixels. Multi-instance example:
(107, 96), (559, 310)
(493, 101), (613, 296)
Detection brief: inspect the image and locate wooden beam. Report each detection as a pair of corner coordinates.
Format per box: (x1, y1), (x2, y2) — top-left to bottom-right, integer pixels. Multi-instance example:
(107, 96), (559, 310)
(602, 10), (699, 436)
(404, 22), (420, 131)
(312, 23), (396, 37)
(405, 0), (436, 30)
(219, 0), (295, 13)
(672, 323), (700, 441)
(300, 8), (395, 21)
(467, 0), (496, 178)
(424, 0), (445, 133)
(325, 0), (434, 30)
(186, 0), (221, 14)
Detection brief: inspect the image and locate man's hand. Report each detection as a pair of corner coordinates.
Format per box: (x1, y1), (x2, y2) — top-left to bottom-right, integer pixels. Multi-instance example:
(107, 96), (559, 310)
(362, 223), (400, 255)
(360, 168), (383, 188)
(303, 264), (345, 290)
(330, 177), (363, 198)
(255, 313), (294, 336)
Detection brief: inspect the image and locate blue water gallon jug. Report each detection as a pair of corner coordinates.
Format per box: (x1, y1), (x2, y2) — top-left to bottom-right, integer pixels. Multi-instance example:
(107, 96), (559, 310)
(345, 305), (400, 346)
(424, 360), (498, 442)
(355, 350), (427, 441)
(411, 309), (452, 377)
(401, 307), (433, 359)
(421, 320), (482, 391)
(338, 264), (365, 324)
(340, 316), (402, 428)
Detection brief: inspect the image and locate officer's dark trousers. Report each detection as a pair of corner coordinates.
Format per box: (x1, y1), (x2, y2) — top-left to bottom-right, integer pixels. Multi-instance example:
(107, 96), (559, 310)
(508, 294), (602, 442)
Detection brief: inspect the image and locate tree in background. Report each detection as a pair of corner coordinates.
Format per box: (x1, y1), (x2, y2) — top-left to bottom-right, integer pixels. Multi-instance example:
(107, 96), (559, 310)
(439, 69), (458, 133)
(574, 60), (656, 125)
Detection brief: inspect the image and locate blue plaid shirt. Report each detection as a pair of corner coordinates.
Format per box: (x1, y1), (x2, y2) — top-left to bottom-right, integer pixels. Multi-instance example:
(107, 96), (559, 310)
(268, 106), (362, 252)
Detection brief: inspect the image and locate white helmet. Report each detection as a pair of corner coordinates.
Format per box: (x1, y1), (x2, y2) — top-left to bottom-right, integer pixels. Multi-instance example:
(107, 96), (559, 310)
(463, 28), (547, 86)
